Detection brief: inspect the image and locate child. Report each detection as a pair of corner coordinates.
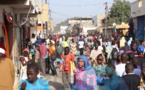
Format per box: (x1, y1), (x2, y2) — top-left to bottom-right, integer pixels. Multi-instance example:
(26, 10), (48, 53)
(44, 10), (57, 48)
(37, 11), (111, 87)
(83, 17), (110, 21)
(19, 62), (50, 90)
(19, 51), (29, 81)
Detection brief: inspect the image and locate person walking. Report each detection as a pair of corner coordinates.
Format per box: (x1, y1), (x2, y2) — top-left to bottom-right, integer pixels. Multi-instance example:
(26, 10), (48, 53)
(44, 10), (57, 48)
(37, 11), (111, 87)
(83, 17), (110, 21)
(39, 39), (47, 76)
(90, 41), (104, 66)
(94, 54), (106, 90)
(115, 53), (128, 77)
(73, 55), (97, 90)
(48, 40), (57, 75)
(104, 64), (128, 90)
(78, 38), (85, 55)
(70, 39), (77, 55)
(0, 46), (15, 90)
(19, 50), (29, 81)
(56, 41), (63, 58)
(18, 62), (50, 90)
(122, 63), (140, 90)
(61, 47), (75, 90)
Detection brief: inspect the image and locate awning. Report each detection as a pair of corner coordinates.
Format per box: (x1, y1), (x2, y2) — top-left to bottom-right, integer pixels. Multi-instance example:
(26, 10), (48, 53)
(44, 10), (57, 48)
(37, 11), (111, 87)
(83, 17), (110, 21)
(116, 24), (129, 29)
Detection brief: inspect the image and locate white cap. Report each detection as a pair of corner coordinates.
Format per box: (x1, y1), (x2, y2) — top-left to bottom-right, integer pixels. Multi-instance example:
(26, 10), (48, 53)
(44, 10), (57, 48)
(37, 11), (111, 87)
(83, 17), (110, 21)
(0, 48), (5, 54)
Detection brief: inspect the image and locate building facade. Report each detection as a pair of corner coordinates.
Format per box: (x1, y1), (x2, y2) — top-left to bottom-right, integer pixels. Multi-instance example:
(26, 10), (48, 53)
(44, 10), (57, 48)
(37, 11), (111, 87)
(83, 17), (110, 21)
(0, 0), (42, 63)
(68, 17), (96, 35)
(131, 0), (145, 41)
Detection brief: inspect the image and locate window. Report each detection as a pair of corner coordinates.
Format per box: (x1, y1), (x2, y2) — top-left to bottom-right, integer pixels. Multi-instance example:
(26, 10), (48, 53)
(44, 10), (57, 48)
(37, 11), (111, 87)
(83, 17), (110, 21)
(138, 0), (142, 8)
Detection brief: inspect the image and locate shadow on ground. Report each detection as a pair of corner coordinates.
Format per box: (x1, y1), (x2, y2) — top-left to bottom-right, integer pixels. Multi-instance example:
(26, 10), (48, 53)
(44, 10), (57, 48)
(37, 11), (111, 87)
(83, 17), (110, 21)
(49, 81), (64, 90)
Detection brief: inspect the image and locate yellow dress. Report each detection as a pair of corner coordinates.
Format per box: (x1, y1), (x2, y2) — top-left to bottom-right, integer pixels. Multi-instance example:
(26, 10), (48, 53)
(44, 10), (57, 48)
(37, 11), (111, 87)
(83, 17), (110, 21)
(0, 58), (15, 90)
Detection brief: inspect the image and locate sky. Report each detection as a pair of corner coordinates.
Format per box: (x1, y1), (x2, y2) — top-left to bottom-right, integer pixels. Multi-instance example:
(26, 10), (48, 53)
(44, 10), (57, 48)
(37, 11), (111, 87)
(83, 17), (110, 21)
(43, 0), (136, 26)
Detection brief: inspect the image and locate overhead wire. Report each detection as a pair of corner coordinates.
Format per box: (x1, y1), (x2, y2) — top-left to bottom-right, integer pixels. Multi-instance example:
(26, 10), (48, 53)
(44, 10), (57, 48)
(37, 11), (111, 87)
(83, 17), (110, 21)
(49, 3), (109, 7)
(50, 1), (112, 25)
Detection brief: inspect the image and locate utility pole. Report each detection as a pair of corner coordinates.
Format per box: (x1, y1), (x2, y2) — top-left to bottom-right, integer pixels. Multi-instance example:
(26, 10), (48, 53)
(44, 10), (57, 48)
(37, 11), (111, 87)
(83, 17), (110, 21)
(48, 0), (53, 34)
(45, 0), (47, 3)
(105, 2), (108, 36)
(45, 0), (48, 36)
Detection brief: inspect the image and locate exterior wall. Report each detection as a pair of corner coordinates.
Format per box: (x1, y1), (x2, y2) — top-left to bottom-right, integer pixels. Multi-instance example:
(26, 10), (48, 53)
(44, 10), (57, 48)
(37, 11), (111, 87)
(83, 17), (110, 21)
(96, 14), (105, 28)
(0, 6), (21, 61)
(0, 5), (13, 23)
(37, 4), (49, 22)
(131, 0), (145, 17)
(68, 19), (93, 27)
(0, 6), (14, 53)
(83, 27), (97, 35)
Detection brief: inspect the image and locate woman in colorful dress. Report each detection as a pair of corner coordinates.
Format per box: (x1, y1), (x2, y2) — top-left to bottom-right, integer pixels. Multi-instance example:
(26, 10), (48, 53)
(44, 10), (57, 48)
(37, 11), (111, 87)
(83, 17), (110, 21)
(73, 55), (97, 90)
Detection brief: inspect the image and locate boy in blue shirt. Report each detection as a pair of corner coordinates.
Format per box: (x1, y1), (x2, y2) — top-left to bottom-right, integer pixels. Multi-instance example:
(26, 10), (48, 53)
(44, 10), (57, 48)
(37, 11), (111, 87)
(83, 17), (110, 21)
(19, 62), (50, 90)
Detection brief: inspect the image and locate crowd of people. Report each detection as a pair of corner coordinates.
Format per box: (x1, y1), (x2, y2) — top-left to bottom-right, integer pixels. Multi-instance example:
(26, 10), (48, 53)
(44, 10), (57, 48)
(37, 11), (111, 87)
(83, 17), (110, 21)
(1, 32), (145, 90)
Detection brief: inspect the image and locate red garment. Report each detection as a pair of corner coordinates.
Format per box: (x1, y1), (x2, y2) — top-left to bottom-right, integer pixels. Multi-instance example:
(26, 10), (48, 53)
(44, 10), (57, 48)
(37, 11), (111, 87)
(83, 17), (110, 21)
(0, 41), (6, 51)
(61, 53), (75, 73)
(92, 36), (96, 41)
(39, 43), (47, 58)
(0, 41), (6, 57)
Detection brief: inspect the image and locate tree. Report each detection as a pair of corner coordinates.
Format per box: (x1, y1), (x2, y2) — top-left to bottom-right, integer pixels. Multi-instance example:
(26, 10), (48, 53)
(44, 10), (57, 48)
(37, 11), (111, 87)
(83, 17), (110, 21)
(107, 0), (131, 25)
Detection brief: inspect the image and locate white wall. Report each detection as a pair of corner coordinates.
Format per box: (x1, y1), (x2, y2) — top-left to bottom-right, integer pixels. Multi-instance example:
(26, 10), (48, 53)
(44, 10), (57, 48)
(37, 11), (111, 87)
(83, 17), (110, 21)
(83, 27), (97, 34)
(131, 0), (145, 17)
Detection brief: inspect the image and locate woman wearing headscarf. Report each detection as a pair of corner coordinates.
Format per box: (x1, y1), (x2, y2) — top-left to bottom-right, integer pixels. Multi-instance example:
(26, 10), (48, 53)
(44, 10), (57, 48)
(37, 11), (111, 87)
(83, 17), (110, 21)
(104, 64), (128, 90)
(73, 55), (97, 90)
(94, 54), (106, 90)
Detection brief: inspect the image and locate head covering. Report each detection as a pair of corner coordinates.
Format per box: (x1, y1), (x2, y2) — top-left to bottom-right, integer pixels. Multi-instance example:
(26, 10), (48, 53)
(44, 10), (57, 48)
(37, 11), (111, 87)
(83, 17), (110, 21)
(136, 45), (144, 53)
(0, 48), (6, 54)
(76, 55), (92, 70)
(23, 48), (29, 53)
(105, 65), (116, 77)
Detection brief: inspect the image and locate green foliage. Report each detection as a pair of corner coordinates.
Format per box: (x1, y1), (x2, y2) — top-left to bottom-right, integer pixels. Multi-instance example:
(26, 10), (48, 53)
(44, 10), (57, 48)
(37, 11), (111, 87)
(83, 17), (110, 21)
(107, 0), (131, 25)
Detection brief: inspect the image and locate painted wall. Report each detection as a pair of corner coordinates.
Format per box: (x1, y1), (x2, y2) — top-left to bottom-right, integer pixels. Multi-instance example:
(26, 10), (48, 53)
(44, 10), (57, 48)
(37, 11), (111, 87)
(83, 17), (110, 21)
(37, 4), (49, 22)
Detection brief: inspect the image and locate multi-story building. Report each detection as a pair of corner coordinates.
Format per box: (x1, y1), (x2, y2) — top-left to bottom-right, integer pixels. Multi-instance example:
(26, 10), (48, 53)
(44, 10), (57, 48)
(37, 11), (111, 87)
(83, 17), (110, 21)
(37, 3), (52, 35)
(93, 14), (105, 28)
(68, 17), (97, 35)
(68, 17), (93, 27)
(131, 0), (145, 41)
